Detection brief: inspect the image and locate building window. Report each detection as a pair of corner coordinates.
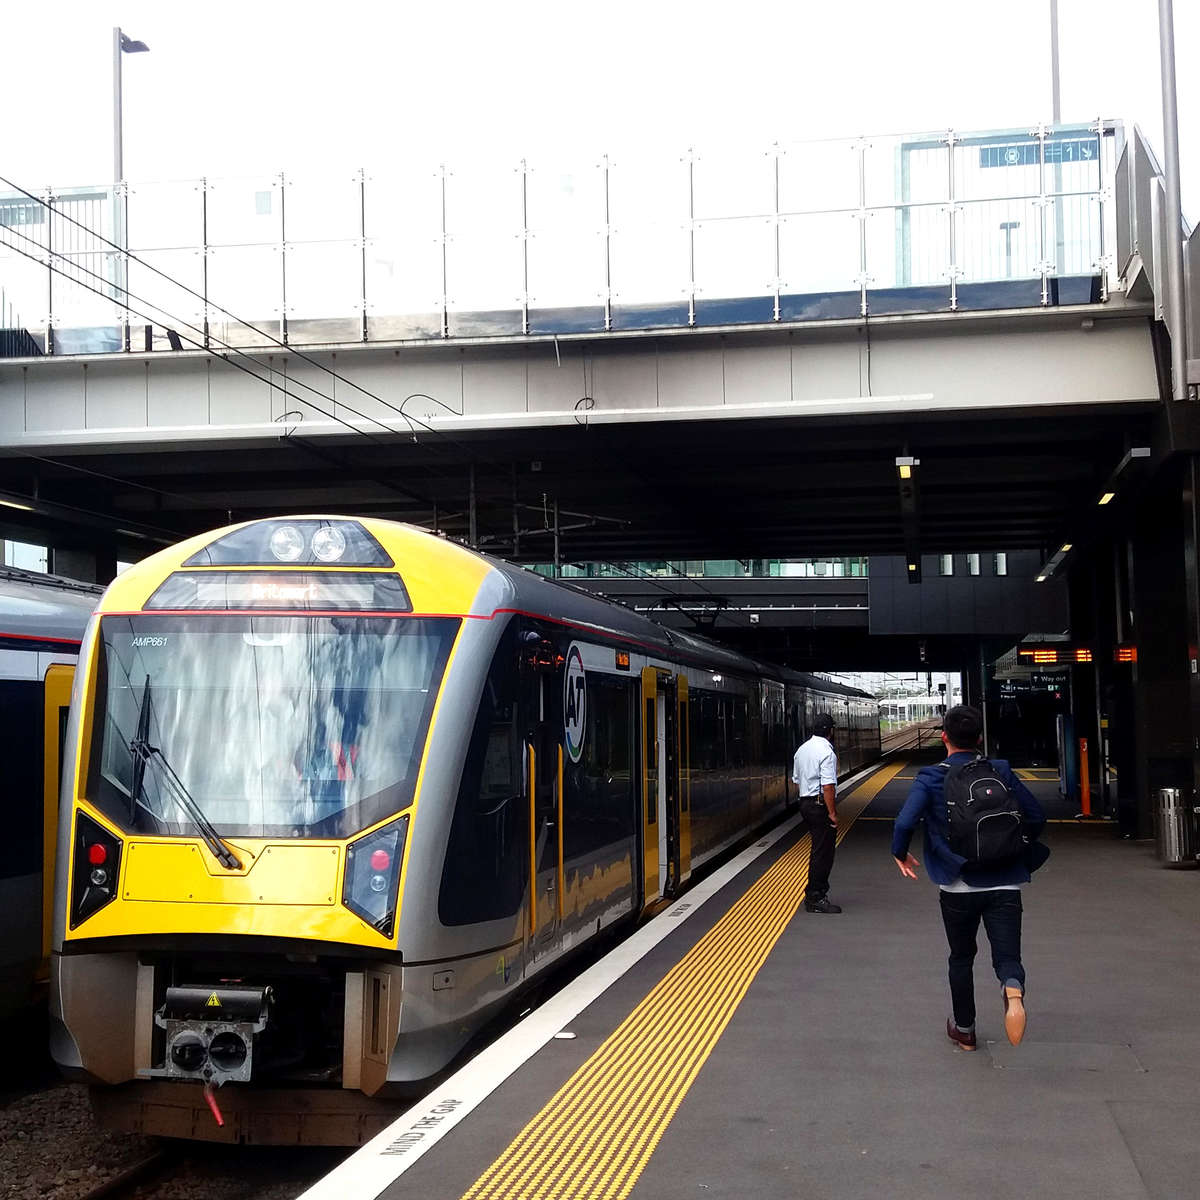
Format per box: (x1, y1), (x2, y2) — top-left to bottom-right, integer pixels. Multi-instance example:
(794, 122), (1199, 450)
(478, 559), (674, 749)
(939, 554), (953, 576)
(994, 552), (1008, 576)
(967, 553), (981, 576)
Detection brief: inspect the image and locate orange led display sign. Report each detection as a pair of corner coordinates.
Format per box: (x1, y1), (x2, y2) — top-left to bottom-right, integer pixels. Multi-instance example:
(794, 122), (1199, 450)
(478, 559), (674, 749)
(1017, 646), (1094, 665)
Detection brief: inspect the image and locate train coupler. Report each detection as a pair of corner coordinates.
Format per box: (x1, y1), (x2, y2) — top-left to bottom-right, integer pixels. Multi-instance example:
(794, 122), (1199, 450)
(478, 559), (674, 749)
(148, 984), (272, 1086)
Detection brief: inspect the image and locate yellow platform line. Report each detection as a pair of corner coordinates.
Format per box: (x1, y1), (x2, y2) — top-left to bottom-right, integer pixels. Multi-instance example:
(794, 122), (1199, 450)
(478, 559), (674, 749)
(458, 760), (907, 1200)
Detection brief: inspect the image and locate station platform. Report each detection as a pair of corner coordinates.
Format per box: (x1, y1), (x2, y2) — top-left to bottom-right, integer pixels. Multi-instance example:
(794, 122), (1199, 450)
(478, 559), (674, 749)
(303, 757), (1200, 1200)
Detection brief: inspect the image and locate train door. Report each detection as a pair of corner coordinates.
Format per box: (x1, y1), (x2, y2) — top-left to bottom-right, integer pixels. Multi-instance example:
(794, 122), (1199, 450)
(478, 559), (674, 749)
(641, 667), (684, 904)
(521, 630), (562, 969)
(41, 665), (74, 977)
(677, 675), (692, 886)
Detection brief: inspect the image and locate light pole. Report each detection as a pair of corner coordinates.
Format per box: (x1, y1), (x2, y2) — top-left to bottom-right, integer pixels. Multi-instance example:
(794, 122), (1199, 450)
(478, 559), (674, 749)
(113, 28), (149, 186)
(1048, 2), (1065, 279)
(112, 28), (148, 349)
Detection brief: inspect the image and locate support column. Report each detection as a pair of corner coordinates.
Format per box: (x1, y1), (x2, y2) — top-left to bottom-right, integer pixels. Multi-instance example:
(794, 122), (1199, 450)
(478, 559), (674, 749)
(49, 545), (117, 585)
(1182, 456), (1200, 816)
(1129, 461), (1191, 837)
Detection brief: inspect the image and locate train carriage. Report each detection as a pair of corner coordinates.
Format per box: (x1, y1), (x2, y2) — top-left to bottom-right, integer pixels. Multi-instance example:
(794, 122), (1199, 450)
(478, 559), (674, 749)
(0, 567), (99, 1023)
(50, 517), (877, 1143)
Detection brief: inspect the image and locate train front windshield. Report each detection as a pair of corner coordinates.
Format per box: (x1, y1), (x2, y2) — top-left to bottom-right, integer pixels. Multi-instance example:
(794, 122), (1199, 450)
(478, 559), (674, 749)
(87, 615), (459, 839)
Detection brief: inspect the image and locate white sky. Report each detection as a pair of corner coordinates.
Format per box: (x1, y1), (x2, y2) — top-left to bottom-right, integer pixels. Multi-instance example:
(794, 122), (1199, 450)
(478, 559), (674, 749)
(1, 0), (1196, 218)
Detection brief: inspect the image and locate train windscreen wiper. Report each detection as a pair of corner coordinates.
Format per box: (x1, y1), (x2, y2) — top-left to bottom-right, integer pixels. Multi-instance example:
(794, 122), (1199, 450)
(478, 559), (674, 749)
(128, 678), (242, 870)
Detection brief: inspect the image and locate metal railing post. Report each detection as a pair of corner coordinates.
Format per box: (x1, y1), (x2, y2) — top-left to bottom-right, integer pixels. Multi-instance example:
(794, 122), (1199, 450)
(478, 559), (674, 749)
(944, 130), (959, 312)
(439, 164), (449, 339)
(687, 150), (696, 327)
(1035, 123), (1051, 305)
(44, 187), (55, 355)
(359, 168), (368, 343)
(201, 178), (210, 349)
(520, 158), (530, 336)
(773, 143), (782, 322)
(603, 154), (613, 332)
(278, 171), (288, 345)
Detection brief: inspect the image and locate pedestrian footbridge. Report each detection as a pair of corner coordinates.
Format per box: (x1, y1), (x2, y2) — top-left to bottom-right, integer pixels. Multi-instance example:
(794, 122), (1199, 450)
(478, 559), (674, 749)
(0, 120), (1192, 568)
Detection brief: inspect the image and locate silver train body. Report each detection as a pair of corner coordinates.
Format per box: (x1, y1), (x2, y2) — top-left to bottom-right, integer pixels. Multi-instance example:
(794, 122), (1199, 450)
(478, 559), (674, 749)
(49, 518), (878, 1141)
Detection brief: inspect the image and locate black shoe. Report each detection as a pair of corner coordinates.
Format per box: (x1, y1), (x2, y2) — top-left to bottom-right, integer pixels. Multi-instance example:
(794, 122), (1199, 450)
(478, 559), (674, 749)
(804, 897), (842, 913)
(946, 1019), (977, 1051)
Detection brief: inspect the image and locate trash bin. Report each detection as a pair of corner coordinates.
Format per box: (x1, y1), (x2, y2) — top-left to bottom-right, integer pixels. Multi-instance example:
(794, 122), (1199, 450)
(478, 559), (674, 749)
(1154, 787), (1198, 868)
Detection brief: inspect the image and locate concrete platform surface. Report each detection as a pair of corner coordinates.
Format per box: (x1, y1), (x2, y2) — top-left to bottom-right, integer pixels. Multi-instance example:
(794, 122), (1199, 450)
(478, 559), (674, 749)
(314, 759), (1200, 1200)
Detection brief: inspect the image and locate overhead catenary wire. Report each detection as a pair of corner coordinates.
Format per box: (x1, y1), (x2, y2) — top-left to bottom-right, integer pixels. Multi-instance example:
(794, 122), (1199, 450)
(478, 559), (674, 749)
(0, 174), (595, 541)
(0, 225), (452, 513)
(0, 171), (519, 473)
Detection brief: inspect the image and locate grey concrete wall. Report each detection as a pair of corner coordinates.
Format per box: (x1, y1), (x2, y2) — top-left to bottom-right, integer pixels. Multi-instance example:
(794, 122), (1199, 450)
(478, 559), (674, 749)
(0, 313), (1159, 451)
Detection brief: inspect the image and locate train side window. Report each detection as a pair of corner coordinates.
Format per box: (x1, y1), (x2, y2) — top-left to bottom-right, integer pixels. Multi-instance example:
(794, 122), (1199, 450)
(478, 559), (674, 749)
(439, 623), (524, 926)
(564, 674), (637, 860)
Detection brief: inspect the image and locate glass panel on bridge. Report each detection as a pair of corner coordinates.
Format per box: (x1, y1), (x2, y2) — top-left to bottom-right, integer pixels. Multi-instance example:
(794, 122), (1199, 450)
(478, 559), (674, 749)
(692, 149), (774, 221)
(444, 160), (523, 329)
(777, 138), (858, 214)
(127, 249), (206, 333)
(205, 176), (281, 248)
(205, 244), (282, 346)
(0, 123), (1118, 355)
(285, 241), (364, 334)
(282, 172), (362, 245)
(693, 217), (775, 301)
(779, 212), (859, 297)
(364, 170), (445, 338)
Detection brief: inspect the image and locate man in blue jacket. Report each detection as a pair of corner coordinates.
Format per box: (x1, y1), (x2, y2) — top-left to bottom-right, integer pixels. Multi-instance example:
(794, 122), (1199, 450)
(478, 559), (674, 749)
(892, 705), (1049, 1051)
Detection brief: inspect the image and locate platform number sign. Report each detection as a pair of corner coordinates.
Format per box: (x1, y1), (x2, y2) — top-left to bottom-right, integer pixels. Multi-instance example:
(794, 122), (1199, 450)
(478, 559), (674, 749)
(564, 644), (586, 763)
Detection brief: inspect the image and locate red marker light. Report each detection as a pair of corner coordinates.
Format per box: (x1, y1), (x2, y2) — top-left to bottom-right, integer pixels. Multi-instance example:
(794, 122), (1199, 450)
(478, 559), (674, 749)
(370, 849), (391, 871)
(87, 843), (108, 866)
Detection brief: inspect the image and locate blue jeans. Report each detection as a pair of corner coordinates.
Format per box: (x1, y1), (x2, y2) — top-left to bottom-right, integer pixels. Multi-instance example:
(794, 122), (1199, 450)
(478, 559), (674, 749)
(938, 889), (1024, 1029)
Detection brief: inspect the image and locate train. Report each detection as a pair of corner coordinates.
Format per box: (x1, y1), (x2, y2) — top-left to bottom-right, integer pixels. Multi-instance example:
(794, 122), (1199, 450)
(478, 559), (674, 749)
(0, 567), (99, 1027)
(49, 516), (879, 1143)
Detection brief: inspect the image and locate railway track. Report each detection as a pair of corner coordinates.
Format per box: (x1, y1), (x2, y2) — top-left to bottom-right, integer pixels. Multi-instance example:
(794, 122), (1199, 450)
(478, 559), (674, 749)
(880, 718), (942, 755)
(78, 1150), (175, 1200)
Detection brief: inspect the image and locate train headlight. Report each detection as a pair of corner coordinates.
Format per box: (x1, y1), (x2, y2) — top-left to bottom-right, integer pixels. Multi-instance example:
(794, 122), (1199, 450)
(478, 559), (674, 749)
(310, 525), (347, 562)
(70, 812), (122, 928)
(184, 519), (392, 567)
(343, 815), (409, 939)
(268, 524), (306, 562)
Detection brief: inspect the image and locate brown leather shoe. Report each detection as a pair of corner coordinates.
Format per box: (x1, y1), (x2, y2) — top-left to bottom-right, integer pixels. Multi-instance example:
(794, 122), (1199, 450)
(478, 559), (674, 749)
(1003, 986), (1026, 1045)
(946, 1019), (977, 1051)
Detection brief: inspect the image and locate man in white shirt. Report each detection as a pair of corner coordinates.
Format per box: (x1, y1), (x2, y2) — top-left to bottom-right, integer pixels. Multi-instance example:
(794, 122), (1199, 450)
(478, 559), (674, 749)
(791, 713), (841, 913)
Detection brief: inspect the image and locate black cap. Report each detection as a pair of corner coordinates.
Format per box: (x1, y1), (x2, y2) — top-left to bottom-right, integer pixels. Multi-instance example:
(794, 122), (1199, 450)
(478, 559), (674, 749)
(813, 713), (835, 736)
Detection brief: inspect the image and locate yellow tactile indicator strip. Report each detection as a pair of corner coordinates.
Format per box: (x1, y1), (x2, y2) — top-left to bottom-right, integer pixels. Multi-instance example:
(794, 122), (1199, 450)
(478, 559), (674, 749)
(460, 759), (909, 1200)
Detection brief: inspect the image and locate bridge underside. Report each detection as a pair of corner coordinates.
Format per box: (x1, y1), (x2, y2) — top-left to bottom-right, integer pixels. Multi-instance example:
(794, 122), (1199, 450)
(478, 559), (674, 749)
(0, 401), (1157, 563)
(0, 308), (1161, 567)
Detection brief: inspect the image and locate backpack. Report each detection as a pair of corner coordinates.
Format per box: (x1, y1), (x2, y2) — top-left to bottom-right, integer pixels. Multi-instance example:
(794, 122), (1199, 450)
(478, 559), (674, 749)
(941, 758), (1026, 865)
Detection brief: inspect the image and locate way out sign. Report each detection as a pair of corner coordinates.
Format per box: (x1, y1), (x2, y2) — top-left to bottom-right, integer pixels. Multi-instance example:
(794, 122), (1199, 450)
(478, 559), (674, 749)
(564, 644), (586, 762)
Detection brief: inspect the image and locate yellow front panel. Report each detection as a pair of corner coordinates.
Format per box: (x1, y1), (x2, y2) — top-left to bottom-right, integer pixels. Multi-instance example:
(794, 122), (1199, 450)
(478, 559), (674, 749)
(123, 841), (340, 905)
(72, 896), (378, 944)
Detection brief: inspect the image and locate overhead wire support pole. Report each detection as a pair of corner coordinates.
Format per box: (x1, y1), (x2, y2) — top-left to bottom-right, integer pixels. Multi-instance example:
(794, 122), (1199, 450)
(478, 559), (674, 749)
(1157, 0), (1188, 401)
(468, 464), (477, 548)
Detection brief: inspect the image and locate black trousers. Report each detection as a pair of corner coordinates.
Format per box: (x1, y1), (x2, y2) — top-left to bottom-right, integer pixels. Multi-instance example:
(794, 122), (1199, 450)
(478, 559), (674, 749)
(799, 796), (836, 902)
(938, 888), (1024, 1029)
